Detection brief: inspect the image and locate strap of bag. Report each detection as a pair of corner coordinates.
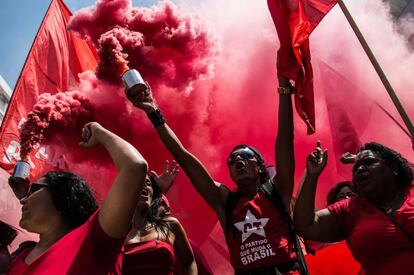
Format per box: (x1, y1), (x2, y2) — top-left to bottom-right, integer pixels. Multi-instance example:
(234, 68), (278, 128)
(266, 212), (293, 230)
(225, 180), (310, 275)
(260, 180), (309, 275)
(225, 189), (242, 239)
(375, 205), (414, 244)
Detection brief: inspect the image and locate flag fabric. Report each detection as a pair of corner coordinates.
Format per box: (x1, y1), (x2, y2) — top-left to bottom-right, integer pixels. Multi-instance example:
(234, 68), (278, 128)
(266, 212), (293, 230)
(288, 0), (338, 49)
(318, 61), (363, 177)
(0, 0), (98, 178)
(267, 0), (338, 134)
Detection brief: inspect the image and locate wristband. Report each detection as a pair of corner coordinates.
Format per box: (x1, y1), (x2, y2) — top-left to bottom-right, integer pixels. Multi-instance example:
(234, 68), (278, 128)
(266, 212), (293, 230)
(147, 109), (165, 128)
(277, 85), (294, 95)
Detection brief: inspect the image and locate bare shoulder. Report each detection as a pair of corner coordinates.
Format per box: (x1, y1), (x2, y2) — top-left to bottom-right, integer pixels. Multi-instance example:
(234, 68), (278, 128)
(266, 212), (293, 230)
(217, 181), (231, 201)
(163, 216), (180, 225)
(162, 216), (184, 233)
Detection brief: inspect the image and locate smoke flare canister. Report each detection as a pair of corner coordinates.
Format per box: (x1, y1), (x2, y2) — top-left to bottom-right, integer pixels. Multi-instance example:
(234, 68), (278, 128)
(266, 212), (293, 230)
(122, 69), (148, 99)
(10, 161), (30, 185)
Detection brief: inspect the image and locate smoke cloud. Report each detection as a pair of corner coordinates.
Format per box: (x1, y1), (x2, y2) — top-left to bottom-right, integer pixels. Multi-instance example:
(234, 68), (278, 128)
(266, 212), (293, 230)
(18, 0), (414, 273)
(68, 0), (216, 92)
(19, 91), (94, 160)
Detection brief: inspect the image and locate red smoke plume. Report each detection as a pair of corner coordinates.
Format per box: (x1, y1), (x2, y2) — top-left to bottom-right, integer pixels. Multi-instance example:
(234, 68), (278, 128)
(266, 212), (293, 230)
(19, 91), (94, 161)
(96, 27), (136, 81)
(69, 0), (215, 91)
(13, 1), (414, 274)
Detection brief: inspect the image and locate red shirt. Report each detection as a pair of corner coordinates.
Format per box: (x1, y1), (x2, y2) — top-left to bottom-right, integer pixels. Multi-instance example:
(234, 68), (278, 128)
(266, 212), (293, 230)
(328, 187), (414, 275)
(305, 241), (362, 275)
(226, 191), (298, 273)
(123, 240), (175, 275)
(7, 210), (124, 275)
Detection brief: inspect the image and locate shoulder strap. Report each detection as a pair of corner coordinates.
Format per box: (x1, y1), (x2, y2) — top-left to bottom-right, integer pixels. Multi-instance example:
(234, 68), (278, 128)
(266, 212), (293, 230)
(375, 206), (414, 244)
(225, 190), (242, 239)
(260, 180), (310, 275)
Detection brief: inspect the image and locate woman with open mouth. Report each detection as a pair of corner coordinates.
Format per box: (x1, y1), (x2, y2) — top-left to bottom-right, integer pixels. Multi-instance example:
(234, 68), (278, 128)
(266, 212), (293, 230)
(294, 141), (414, 275)
(6, 122), (148, 274)
(126, 70), (305, 275)
(122, 171), (197, 275)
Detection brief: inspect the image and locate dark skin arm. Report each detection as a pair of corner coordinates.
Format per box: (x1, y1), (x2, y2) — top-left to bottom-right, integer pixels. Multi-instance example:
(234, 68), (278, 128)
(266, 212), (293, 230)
(8, 178), (29, 200)
(293, 141), (345, 242)
(128, 90), (230, 229)
(274, 76), (295, 213)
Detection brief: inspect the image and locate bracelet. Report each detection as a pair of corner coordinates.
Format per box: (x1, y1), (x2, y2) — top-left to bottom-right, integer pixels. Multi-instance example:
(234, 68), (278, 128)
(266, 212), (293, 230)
(147, 109), (165, 128)
(278, 85), (294, 95)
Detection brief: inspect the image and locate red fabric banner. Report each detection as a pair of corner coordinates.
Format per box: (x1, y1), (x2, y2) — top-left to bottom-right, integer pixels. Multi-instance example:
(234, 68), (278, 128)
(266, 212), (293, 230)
(306, 241), (362, 275)
(289, 0), (338, 48)
(0, 0), (98, 179)
(267, 0), (338, 134)
(318, 61), (369, 178)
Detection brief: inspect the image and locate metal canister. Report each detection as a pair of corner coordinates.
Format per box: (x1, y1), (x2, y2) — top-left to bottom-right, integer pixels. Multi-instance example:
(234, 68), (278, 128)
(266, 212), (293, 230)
(122, 69), (148, 99)
(10, 161), (30, 185)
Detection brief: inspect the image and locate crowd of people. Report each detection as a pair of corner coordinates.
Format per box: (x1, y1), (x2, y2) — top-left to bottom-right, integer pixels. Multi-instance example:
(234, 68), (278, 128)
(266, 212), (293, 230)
(0, 52), (413, 275)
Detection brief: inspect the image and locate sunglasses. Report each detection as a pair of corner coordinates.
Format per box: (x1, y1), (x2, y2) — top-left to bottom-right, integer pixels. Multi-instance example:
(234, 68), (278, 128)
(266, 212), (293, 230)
(227, 147), (257, 165)
(26, 183), (49, 197)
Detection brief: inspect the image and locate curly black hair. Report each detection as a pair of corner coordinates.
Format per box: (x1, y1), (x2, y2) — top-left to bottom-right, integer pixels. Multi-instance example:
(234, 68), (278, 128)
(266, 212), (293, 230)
(326, 181), (354, 206)
(43, 171), (98, 229)
(356, 142), (413, 188)
(229, 144), (270, 184)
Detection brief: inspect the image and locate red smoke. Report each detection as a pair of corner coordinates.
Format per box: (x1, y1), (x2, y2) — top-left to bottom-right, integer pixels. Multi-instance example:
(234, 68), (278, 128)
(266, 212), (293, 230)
(69, 0), (215, 91)
(19, 91), (94, 161)
(96, 27), (135, 81)
(17, 1), (414, 274)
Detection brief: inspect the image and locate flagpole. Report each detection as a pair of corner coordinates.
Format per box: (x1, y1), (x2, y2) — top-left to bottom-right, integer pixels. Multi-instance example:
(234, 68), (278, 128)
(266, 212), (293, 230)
(376, 103), (412, 138)
(337, 0), (414, 139)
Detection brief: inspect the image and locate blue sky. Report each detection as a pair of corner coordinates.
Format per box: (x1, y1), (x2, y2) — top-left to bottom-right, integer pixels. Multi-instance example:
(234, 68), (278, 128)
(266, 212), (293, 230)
(0, 0), (158, 89)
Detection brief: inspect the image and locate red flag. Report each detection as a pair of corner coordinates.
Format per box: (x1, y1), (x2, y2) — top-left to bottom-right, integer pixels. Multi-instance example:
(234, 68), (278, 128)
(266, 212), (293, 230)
(0, 0), (98, 178)
(318, 61), (364, 177)
(267, 0), (337, 134)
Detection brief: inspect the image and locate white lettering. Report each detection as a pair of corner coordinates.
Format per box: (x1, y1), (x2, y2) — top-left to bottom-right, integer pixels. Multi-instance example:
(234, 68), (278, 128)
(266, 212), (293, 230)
(3, 140), (21, 163)
(240, 247), (276, 265)
(47, 150), (66, 169)
(17, 118), (27, 130)
(35, 146), (49, 160)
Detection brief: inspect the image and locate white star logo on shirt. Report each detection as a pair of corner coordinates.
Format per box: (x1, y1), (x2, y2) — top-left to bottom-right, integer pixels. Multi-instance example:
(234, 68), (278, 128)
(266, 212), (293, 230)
(234, 210), (269, 243)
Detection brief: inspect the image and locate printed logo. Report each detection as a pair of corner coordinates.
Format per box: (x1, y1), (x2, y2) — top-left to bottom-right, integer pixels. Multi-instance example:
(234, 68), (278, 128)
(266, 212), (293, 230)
(234, 209), (269, 242)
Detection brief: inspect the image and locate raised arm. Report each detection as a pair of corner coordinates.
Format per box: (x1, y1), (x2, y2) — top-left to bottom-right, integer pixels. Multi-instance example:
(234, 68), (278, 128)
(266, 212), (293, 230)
(149, 160), (180, 194)
(293, 141), (345, 242)
(127, 88), (230, 225)
(274, 75), (295, 212)
(8, 177), (29, 200)
(79, 122), (148, 238)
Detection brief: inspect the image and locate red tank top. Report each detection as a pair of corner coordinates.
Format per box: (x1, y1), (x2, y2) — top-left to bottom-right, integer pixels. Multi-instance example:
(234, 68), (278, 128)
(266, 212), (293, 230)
(123, 240), (175, 275)
(226, 191), (297, 271)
